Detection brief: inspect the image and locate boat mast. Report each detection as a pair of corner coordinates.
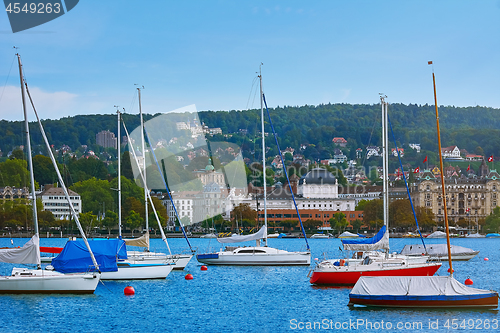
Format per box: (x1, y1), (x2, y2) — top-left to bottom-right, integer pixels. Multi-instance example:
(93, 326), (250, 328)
(117, 108), (122, 239)
(17, 53), (40, 268)
(137, 86), (149, 251)
(259, 64), (268, 247)
(381, 95), (389, 252)
(430, 62), (453, 275)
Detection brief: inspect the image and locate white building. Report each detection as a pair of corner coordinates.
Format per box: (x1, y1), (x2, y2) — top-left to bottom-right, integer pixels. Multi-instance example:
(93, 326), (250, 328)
(38, 185), (82, 220)
(442, 146), (462, 159)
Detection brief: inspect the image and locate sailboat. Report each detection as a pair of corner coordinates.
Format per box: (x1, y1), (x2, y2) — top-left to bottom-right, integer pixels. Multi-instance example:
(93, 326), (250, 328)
(0, 54), (100, 294)
(53, 108), (176, 281)
(348, 63), (498, 308)
(309, 96), (441, 286)
(196, 66), (311, 266)
(95, 110), (174, 280)
(121, 109), (193, 270)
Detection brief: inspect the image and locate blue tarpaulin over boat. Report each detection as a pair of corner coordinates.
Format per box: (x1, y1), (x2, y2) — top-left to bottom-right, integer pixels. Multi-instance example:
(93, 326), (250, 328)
(342, 225), (389, 251)
(52, 239), (127, 273)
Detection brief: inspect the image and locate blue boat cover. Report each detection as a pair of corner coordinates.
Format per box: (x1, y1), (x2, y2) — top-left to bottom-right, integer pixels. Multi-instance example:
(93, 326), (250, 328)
(342, 225), (386, 245)
(52, 239), (127, 273)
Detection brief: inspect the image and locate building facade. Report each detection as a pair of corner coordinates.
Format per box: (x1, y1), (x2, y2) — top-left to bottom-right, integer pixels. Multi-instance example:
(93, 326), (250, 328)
(96, 130), (117, 149)
(413, 169), (500, 225)
(37, 185), (82, 220)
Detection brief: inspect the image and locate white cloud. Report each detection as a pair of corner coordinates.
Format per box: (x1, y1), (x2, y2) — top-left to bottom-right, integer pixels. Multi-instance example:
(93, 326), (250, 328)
(0, 85), (77, 121)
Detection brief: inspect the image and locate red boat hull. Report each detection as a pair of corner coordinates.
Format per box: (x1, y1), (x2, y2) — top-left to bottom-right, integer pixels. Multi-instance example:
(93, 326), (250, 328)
(310, 264), (441, 286)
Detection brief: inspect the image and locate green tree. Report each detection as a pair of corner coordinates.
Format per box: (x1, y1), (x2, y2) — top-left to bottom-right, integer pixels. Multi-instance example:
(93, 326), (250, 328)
(0, 158), (30, 188)
(485, 207), (500, 233)
(351, 219), (363, 233)
(121, 151), (135, 180)
(331, 212), (348, 233)
(79, 211), (98, 235)
(388, 199), (414, 230)
(70, 178), (115, 216)
(303, 219), (322, 231)
(232, 203), (257, 226)
(102, 210), (118, 235)
(363, 199), (383, 229)
(33, 154), (58, 186)
(355, 199), (370, 211)
(279, 220), (296, 232)
(126, 210), (143, 236)
(9, 148), (24, 160)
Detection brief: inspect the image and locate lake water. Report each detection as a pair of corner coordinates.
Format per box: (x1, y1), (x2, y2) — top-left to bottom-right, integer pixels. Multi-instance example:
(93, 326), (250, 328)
(0, 236), (499, 332)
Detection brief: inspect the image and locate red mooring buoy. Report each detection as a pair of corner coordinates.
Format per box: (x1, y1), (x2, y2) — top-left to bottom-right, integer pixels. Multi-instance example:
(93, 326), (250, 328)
(200, 265), (208, 271)
(465, 278), (473, 285)
(484, 257), (489, 261)
(185, 273), (194, 280)
(124, 286), (135, 295)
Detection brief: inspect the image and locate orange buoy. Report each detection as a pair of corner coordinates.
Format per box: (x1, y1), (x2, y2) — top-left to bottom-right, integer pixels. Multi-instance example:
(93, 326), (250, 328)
(447, 268), (454, 273)
(465, 278), (473, 285)
(124, 286), (135, 295)
(200, 266), (208, 271)
(484, 258), (489, 261)
(185, 273), (194, 280)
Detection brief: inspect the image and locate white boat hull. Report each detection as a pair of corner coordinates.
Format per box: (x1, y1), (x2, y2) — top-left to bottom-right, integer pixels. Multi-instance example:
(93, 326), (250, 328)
(0, 268), (99, 294)
(100, 261), (174, 280)
(126, 251), (193, 270)
(197, 246), (311, 265)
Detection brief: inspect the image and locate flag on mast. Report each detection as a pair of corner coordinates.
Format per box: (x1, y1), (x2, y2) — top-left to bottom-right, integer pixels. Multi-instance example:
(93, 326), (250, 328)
(413, 167), (420, 174)
(467, 165), (470, 172)
(423, 156), (428, 163)
(488, 155), (494, 162)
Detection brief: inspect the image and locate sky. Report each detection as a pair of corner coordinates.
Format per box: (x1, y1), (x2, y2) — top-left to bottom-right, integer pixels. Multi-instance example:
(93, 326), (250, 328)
(0, 0), (499, 121)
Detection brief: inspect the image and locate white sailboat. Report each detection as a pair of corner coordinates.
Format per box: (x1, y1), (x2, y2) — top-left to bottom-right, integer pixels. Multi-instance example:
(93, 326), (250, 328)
(196, 66), (311, 266)
(121, 108), (192, 271)
(94, 110), (174, 280)
(0, 54), (100, 294)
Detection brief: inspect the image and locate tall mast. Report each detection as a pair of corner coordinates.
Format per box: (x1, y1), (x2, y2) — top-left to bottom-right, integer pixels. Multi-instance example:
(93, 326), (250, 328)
(117, 108), (122, 239)
(17, 53), (40, 268)
(430, 63), (453, 275)
(137, 86), (149, 251)
(259, 64), (267, 246)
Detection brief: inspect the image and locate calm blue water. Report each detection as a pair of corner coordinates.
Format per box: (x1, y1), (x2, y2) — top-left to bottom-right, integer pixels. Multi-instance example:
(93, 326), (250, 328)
(0, 236), (499, 332)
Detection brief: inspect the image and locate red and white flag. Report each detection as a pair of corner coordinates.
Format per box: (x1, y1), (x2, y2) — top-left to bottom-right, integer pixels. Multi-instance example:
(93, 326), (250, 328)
(423, 156), (428, 163)
(488, 155), (494, 162)
(413, 167), (420, 174)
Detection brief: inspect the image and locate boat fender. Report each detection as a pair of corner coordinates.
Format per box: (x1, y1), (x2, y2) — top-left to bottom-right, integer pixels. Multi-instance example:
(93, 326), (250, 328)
(339, 259), (345, 266)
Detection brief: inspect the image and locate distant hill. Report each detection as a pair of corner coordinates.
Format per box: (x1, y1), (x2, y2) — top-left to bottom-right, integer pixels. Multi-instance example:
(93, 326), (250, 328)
(2, 103), (499, 164)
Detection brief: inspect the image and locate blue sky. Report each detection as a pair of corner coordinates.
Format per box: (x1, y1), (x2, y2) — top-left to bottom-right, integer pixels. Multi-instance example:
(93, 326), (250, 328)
(1, 0), (499, 121)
